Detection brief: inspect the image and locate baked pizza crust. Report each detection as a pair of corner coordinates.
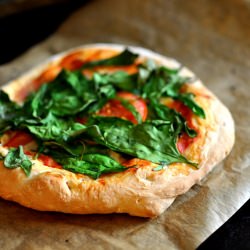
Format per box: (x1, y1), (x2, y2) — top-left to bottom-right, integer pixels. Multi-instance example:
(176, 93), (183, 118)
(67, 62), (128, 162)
(0, 44), (235, 217)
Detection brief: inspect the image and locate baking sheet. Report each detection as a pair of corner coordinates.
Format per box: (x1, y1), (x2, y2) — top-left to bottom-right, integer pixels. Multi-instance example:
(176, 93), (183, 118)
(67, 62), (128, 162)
(0, 0), (250, 249)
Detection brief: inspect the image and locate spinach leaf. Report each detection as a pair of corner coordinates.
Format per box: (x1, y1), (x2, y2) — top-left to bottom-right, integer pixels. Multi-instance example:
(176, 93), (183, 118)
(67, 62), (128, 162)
(4, 146), (32, 176)
(85, 117), (195, 166)
(140, 64), (205, 119)
(0, 90), (22, 133)
(26, 112), (86, 142)
(37, 70), (98, 117)
(178, 93), (206, 119)
(23, 69), (117, 119)
(50, 70), (105, 116)
(93, 71), (137, 92)
(58, 154), (127, 179)
(142, 68), (186, 99)
(141, 72), (166, 100)
(81, 49), (138, 68)
(43, 141), (109, 158)
(150, 100), (197, 138)
(28, 84), (49, 118)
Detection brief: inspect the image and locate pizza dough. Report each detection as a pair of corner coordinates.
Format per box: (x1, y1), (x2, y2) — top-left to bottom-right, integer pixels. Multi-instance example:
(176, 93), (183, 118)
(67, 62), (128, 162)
(0, 44), (235, 217)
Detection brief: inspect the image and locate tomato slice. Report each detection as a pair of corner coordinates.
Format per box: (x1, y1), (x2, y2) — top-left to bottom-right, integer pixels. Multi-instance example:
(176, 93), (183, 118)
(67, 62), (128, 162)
(76, 116), (88, 124)
(98, 92), (148, 124)
(177, 133), (197, 154)
(168, 100), (193, 128)
(168, 100), (198, 153)
(4, 131), (34, 148)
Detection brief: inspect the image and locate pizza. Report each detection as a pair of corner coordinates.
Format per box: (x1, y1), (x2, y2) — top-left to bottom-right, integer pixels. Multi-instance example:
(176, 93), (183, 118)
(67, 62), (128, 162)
(0, 44), (234, 217)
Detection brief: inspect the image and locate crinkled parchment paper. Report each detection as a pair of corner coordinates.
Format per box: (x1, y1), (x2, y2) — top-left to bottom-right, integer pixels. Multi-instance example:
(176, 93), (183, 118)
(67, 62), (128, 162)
(0, 0), (250, 249)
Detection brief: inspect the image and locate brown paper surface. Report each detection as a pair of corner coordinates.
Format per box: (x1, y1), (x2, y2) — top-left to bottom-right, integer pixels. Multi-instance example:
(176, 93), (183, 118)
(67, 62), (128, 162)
(0, 0), (250, 249)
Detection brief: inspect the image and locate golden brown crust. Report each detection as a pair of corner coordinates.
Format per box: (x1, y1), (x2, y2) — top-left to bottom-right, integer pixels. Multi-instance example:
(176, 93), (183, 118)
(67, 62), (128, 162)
(0, 44), (235, 217)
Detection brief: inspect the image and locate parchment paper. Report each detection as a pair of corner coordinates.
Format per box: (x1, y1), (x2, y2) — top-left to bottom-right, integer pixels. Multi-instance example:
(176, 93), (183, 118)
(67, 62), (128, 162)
(0, 0), (250, 249)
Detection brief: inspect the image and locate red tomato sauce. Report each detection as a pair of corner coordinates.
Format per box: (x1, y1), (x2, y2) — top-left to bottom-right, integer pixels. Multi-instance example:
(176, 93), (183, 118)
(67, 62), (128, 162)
(25, 151), (62, 169)
(122, 158), (151, 168)
(98, 179), (106, 185)
(60, 50), (103, 70)
(36, 154), (62, 169)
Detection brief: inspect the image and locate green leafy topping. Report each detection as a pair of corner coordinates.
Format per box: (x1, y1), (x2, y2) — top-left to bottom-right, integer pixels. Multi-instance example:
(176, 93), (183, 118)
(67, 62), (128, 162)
(149, 100), (197, 138)
(25, 112), (86, 142)
(81, 49), (138, 68)
(85, 117), (194, 165)
(4, 146), (32, 176)
(141, 66), (205, 116)
(178, 93), (206, 119)
(25, 69), (116, 118)
(58, 154), (126, 179)
(92, 71), (137, 92)
(0, 90), (22, 134)
(0, 49), (205, 178)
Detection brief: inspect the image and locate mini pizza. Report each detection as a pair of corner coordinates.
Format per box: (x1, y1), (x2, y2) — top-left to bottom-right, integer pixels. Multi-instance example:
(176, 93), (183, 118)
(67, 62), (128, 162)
(0, 44), (234, 217)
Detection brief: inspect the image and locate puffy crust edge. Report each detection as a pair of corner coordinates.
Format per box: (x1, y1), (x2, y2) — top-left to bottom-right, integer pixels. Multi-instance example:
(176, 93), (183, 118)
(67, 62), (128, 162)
(0, 44), (235, 217)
